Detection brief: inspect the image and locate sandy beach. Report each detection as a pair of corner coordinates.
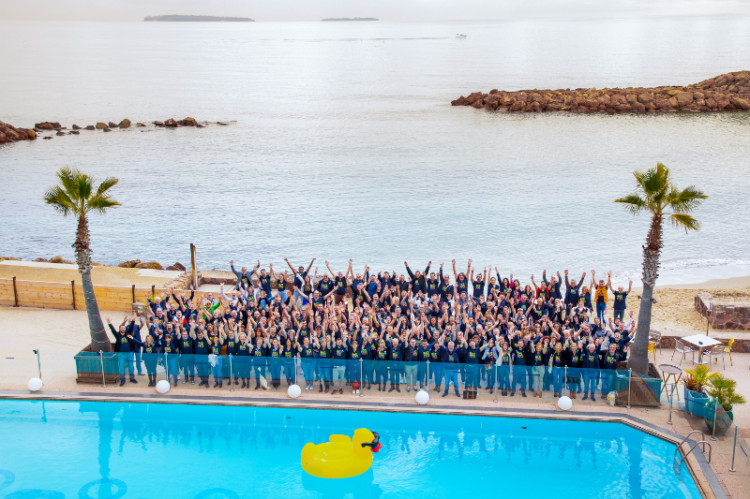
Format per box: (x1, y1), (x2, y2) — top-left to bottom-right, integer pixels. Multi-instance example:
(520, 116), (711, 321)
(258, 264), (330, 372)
(635, 275), (750, 335)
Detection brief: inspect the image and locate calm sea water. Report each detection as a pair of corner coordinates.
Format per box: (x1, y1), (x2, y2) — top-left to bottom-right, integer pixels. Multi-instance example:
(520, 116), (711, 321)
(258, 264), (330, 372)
(1, 18), (749, 284)
(0, 400), (701, 498)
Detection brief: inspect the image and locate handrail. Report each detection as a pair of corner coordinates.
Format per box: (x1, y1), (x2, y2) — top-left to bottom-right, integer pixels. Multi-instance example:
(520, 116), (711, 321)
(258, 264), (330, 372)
(684, 441), (712, 463)
(675, 430), (706, 461)
(676, 430), (705, 450)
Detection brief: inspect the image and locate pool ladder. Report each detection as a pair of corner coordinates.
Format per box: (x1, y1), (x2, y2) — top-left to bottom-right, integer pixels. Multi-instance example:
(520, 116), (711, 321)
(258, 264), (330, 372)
(675, 430), (712, 463)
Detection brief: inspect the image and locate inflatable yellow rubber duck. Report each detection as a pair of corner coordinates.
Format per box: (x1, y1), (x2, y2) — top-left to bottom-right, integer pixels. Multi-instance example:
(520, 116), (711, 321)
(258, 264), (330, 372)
(301, 428), (381, 479)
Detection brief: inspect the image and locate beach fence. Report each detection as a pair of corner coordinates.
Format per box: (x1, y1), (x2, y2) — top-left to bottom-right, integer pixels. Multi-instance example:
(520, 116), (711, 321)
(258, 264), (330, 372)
(0, 277), (214, 312)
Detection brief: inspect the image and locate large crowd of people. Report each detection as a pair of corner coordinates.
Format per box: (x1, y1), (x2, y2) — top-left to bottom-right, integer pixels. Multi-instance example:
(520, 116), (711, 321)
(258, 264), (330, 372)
(107, 258), (635, 402)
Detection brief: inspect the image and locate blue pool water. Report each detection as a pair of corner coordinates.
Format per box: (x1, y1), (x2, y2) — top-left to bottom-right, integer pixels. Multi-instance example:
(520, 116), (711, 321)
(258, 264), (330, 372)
(0, 400), (701, 498)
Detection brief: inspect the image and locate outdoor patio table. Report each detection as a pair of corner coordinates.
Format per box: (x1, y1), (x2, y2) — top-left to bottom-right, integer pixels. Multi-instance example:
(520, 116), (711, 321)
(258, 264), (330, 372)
(681, 334), (721, 365)
(658, 363), (682, 400)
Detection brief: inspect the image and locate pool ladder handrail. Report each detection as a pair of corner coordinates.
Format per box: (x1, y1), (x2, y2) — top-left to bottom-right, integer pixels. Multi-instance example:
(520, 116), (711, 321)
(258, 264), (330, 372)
(674, 430), (708, 461)
(683, 441), (712, 463)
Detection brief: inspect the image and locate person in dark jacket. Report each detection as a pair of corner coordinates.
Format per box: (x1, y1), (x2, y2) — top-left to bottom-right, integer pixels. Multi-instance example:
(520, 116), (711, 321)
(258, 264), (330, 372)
(193, 330), (210, 387)
(403, 337), (420, 392)
(405, 261), (431, 295)
(511, 339), (528, 397)
(142, 335), (161, 387)
(581, 342), (601, 401)
(229, 260), (257, 290)
(162, 333), (179, 385)
(107, 317), (139, 386)
(387, 337), (404, 392)
(565, 342), (583, 398)
(236, 333), (252, 388)
(549, 342), (566, 398)
(439, 341), (462, 398)
(178, 330), (195, 384)
(600, 342), (623, 397)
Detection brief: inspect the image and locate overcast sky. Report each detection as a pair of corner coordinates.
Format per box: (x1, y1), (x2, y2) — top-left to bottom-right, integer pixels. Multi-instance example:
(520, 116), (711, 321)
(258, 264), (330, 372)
(1, 0), (749, 22)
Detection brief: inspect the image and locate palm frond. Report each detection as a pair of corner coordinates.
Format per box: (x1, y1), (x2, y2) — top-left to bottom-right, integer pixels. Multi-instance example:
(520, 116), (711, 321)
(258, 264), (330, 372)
(88, 195), (121, 214)
(57, 167), (81, 203)
(670, 213), (701, 232)
(668, 185), (708, 213)
(95, 176), (119, 196)
(43, 186), (75, 216)
(76, 173), (92, 206)
(614, 194), (647, 214)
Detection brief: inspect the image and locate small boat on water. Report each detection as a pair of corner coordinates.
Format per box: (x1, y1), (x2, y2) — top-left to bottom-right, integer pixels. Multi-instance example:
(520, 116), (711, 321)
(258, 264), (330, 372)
(456, 33), (467, 39)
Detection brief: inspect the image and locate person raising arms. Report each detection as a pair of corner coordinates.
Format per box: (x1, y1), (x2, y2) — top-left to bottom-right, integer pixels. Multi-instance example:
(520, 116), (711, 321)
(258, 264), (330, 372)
(591, 270), (612, 322)
(608, 276), (633, 321)
(284, 257), (315, 307)
(326, 259), (353, 305)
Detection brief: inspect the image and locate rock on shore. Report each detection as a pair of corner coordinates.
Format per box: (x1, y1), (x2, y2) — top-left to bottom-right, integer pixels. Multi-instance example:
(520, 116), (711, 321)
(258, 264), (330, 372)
(0, 121), (37, 144)
(451, 71), (750, 114)
(1, 117), (211, 146)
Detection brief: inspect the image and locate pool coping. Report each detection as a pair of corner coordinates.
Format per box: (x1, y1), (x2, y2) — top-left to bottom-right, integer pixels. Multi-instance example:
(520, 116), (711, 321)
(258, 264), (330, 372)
(0, 389), (725, 499)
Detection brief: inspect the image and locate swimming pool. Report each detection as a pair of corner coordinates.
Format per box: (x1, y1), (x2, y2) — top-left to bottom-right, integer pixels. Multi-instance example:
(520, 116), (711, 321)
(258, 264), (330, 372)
(0, 400), (701, 498)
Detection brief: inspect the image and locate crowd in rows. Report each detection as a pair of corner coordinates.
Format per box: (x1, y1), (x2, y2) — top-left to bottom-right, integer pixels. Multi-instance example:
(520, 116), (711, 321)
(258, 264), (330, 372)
(107, 258), (635, 401)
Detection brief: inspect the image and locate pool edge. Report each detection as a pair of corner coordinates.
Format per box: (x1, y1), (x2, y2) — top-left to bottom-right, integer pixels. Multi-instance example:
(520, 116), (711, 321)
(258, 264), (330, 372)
(0, 390), (725, 499)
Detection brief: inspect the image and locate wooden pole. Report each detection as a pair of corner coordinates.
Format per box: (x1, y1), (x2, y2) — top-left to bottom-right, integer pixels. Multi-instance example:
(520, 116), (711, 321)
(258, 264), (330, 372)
(190, 243), (197, 287)
(12, 276), (18, 307)
(131, 284), (136, 304)
(71, 280), (76, 310)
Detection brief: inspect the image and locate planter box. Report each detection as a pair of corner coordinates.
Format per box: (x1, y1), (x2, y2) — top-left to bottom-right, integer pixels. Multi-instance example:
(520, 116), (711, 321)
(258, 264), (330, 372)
(74, 344), (119, 384)
(684, 388), (709, 417)
(704, 401), (734, 435)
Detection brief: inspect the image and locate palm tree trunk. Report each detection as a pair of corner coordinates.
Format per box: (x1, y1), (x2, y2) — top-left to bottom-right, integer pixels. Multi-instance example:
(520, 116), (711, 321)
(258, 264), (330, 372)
(75, 215), (112, 352)
(628, 213), (663, 375)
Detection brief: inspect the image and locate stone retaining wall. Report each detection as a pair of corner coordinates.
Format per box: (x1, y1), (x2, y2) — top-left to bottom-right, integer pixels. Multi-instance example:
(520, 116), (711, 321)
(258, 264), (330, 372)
(695, 292), (750, 330)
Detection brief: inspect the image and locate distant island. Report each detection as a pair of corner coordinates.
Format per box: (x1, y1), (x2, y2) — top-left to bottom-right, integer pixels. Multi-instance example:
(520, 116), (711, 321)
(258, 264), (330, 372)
(321, 17), (379, 22)
(144, 15), (254, 22)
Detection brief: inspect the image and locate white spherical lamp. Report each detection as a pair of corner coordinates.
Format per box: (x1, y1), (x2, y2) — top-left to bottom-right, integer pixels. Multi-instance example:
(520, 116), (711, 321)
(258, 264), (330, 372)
(27, 377), (43, 392)
(288, 384), (302, 399)
(415, 389), (430, 405)
(155, 380), (171, 394)
(558, 396), (573, 411)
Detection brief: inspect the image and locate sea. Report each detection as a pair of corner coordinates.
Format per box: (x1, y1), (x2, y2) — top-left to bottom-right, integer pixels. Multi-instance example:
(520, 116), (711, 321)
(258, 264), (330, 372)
(1, 17), (749, 286)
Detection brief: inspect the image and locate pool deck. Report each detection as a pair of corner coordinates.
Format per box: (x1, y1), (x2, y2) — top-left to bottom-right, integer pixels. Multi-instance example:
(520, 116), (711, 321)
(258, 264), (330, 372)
(1, 306), (749, 497)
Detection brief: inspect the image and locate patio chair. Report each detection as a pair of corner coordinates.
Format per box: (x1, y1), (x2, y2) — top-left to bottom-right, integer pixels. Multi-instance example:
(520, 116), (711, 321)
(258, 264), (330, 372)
(649, 330), (662, 352)
(671, 339), (694, 365)
(723, 338), (735, 366)
(648, 341), (656, 363)
(703, 344), (726, 369)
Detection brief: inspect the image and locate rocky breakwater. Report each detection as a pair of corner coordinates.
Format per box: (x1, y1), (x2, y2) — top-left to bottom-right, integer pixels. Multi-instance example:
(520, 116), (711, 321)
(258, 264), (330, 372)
(0, 120), (37, 144)
(0, 117), (216, 145)
(451, 71), (750, 114)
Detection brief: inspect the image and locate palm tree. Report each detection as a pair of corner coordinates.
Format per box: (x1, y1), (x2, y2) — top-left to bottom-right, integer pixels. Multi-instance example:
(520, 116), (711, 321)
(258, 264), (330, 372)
(44, 168), (120, 352)
(615, 163), (706, 375)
